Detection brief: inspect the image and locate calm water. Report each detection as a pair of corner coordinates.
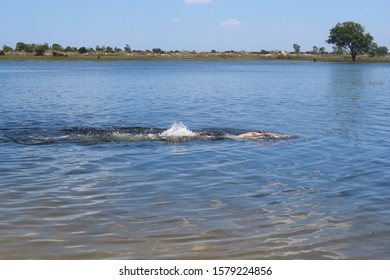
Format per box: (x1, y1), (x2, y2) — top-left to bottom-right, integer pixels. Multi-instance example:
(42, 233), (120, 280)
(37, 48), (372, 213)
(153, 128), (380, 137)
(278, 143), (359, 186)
(1, 60), (390, 259)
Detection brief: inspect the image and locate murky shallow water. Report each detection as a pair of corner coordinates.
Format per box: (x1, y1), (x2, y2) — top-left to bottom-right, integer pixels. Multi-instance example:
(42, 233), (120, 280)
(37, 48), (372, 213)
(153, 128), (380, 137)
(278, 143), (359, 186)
(1, 60), (390, 259)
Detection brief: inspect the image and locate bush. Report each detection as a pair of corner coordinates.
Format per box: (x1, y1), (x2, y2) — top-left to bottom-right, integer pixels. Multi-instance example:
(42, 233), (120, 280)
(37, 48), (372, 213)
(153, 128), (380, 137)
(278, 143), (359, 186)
(52, 43), (62, 51)
(78, 47), (88, 54)
(52, 51), (64, 57)
(0, 50), (5, 56)
(375, 46), (388, 56)
(3, 45), (13, 52)
(64, 46), (77, 52)
(25, 44), (35, 53)
(15, 42), (28, 51)
(35, 45), (46, 56)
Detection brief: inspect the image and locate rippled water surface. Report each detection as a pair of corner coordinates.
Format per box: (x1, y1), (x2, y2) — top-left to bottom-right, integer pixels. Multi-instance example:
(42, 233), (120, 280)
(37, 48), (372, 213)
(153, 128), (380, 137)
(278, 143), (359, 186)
(1, 60), (390, 259)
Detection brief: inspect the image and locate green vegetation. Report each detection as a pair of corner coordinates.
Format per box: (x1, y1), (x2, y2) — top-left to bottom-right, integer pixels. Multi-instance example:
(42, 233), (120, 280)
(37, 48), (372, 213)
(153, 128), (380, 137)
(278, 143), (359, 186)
(52, 51), (65, 57)
(77, 47), (88, 54)
(34, 45), (48, 56)
(371, 45), (388, 57)
(2, 45), (13, 52)
(51, 43), (62, 51)
(13, 42), (49, 56)
(326, 21), (375, 61)
(152, 48), (163, 54)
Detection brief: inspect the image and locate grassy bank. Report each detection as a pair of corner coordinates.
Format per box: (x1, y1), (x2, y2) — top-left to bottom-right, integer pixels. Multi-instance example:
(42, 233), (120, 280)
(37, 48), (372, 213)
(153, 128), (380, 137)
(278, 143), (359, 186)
(1, 51), (390, 63)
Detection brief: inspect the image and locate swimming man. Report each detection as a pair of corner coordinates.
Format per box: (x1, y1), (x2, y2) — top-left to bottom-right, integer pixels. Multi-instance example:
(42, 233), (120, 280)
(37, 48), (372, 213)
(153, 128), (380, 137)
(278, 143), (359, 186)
(236, 131), (289, 139)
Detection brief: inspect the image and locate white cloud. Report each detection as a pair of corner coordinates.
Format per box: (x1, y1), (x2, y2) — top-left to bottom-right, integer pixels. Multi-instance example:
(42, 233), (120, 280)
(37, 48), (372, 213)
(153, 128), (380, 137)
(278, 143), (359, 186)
(220, 18), (242, 27)
(184, 0), (212, 4)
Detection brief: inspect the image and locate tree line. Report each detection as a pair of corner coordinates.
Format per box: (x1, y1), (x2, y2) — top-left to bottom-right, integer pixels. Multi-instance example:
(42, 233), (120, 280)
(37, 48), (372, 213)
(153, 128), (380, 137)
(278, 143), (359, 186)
(1, 22), (388, 60)
(0, 42), (132, 56)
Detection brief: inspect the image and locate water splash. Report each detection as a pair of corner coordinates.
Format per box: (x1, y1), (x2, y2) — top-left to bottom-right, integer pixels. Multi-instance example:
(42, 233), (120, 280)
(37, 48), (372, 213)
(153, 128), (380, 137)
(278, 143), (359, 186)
(159, 122), (197, 138)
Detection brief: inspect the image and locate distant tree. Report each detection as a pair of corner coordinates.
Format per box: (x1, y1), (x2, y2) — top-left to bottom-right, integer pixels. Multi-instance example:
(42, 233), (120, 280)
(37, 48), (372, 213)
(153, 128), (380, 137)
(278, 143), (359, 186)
(78, 47), (88, 54)
(96, 45), (103, 52)
(15, 42), (28, 51)
(312, 46), (319, 54)
(105, 46), (114, 53)
(64, 46), (76, 52)
(319, 47), (326, 54)
(152, 48), (162, 54)
(373, 46), (388, 56)
(35, 45), (46, 56)
(293, 44), (301, 53)
(326, 21), (375, 61)
(0, 50), (5, 56)
(52, 43), (62, 51)
(24, 44), (35, 53)
(16, 43), (48, 53)
(124, 44), (131, 52)
(3, 45), (13, 52)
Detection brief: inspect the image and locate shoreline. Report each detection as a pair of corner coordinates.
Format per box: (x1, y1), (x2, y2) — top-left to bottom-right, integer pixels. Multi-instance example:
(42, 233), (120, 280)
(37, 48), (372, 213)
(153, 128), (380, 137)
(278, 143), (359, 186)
(1, 51), (390, 63)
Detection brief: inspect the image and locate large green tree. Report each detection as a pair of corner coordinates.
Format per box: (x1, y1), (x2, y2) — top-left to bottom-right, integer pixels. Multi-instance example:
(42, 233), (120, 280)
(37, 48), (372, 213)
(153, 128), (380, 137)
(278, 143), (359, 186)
(326, 21), (374, 61)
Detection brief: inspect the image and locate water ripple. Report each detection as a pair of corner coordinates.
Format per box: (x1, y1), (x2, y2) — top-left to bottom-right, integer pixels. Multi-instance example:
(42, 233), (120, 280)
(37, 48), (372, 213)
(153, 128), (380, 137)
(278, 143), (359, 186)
(1, 61), (390, 259)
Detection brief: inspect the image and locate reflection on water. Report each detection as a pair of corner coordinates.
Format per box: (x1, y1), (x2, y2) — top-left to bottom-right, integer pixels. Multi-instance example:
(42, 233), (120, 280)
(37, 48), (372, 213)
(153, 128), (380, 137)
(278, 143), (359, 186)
(1, 61), (390, 259)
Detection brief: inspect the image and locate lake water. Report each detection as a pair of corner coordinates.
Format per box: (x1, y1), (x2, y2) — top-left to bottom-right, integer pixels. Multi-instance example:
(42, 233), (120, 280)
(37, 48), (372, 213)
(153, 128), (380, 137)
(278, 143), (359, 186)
(1, 60), (390, 259)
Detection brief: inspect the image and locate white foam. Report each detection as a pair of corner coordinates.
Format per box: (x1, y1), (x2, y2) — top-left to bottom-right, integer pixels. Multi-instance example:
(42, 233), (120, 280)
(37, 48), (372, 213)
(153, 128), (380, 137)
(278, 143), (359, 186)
(159, 122), (197, 137)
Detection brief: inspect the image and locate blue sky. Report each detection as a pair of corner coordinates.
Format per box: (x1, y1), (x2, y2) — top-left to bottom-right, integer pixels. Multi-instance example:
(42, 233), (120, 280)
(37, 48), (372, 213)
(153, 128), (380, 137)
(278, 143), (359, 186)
(2, 0), (389, 52)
